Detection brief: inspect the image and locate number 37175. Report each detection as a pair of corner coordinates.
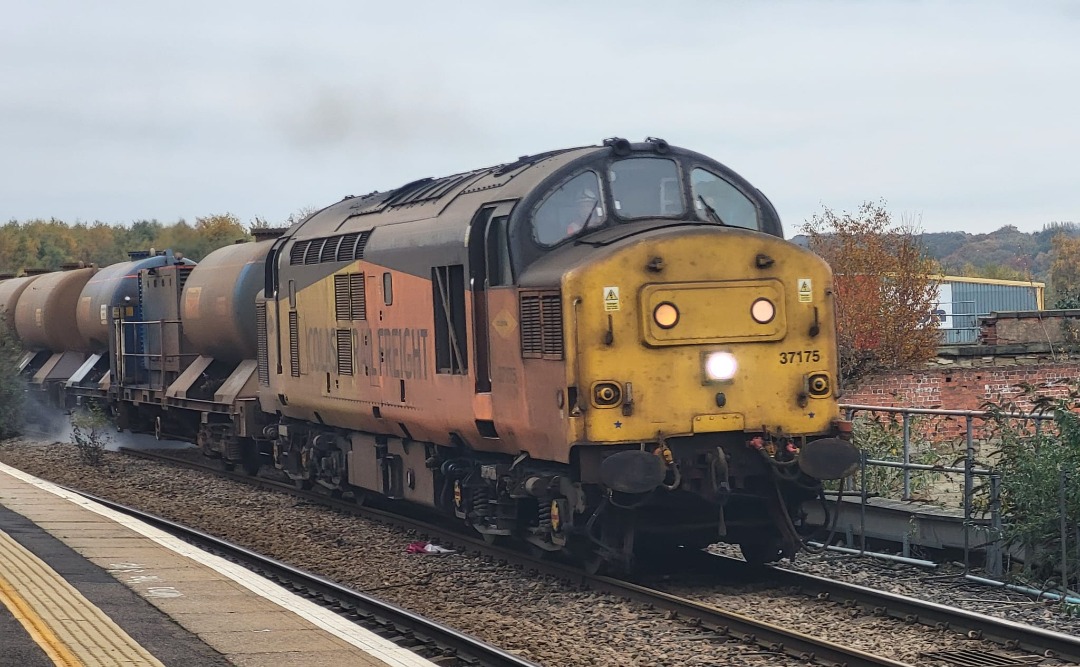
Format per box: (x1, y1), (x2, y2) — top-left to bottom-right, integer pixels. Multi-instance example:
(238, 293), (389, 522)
(779, 350), (820, 364)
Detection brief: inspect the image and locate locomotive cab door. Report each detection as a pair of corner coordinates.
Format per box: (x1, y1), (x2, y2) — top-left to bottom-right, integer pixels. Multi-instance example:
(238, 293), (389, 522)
(467, 202), (515, 438)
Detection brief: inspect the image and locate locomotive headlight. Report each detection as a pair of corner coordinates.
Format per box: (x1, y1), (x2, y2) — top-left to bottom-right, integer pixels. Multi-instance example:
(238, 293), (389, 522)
(704, 351), (738, 382)
(750, 298), (775, 324)
(653, 302), (679, 329)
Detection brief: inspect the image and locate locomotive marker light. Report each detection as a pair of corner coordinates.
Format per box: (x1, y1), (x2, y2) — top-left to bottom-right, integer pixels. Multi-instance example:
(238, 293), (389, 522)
(591, 381), (623, 408)
(750, 297), (775, 324)
(807, 372), (831, 397)
(652, 301), (679, 329)
(703, 351), (738, 382)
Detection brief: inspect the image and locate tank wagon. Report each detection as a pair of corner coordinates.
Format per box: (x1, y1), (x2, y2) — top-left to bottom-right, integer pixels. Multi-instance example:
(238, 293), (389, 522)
(66, 250), (196, 402)
(2, 138), (859, 570)
(12, 265), (99, 398)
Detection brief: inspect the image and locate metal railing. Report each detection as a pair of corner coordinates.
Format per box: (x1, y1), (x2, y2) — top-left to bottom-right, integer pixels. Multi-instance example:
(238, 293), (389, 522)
(839, 404), (1060, 580)
(116, 318), (199, 393)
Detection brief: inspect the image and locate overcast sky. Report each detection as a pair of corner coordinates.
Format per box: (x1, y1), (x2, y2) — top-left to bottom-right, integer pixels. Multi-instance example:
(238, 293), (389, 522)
(2, 1), (1077, 237)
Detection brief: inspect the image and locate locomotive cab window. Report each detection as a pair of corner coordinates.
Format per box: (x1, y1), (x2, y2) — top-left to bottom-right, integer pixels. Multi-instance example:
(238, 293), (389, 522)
(691, 168), (759, 230)
(609, 157), (684, 219)
(532, 171), (605, 247)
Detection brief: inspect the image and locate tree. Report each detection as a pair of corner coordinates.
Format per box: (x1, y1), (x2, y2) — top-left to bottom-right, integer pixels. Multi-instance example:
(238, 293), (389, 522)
(1049, 233), (1080, 308)
(802, 200), (940, 387)
(285, 206), (320, 226)
(957, 262), (1028, 282)
(189, 213), (249, 260)
(0, 322), (24, 439)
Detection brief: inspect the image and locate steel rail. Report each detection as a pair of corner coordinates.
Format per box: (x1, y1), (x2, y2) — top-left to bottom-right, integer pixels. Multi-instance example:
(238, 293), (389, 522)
(69, 483), (539, 667)
(117, 448), (918, 666)
(123, 448), (1078, 663)
(765, 564), (1080, 664)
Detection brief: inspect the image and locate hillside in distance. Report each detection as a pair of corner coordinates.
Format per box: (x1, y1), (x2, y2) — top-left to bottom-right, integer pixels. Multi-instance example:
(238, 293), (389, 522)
(792, 223), (1080, 283)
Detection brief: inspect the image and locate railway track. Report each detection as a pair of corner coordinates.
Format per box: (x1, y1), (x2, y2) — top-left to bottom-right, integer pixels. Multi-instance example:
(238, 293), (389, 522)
(117, 447), (1080, 666)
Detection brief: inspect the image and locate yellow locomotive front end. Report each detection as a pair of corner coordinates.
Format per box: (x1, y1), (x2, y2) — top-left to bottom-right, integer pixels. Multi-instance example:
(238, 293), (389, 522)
(567, 227), (839, 446)
(562, 226), (857, 562)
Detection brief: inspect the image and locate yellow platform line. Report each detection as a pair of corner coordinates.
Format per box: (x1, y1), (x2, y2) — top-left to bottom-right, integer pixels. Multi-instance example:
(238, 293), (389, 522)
(0, 528), (165, 667)
(0, 572), (83, 667)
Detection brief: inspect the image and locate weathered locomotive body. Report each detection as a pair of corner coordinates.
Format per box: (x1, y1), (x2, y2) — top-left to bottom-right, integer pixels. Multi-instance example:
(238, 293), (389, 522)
(1, 138), (858, 569)
(257, 138), (857, 566)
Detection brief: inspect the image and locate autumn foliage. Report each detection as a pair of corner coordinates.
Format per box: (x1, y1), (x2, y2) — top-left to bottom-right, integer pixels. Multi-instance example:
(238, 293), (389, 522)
(1049, 233), (1080, 308)
(802, 200), (940, 387)
(0, 214), (251, 274)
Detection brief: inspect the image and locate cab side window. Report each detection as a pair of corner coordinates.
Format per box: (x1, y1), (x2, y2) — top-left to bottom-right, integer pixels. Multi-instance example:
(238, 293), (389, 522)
(691, 168), (759, 230)
(532, 171), (604, 246)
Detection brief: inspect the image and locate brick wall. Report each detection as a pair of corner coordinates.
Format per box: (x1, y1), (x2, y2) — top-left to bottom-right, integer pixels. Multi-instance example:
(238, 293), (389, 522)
(979, 310), (1080, 345)
(844, 358), (1080, 411)
(842, 352), (1080, 441)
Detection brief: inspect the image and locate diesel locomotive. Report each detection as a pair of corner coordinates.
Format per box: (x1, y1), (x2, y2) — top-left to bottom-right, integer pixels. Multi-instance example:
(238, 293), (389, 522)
(2, 137), (859, 570)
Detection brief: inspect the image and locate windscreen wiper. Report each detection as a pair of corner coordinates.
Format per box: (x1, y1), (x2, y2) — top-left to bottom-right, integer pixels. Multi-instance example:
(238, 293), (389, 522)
(698, 195), (728, 226)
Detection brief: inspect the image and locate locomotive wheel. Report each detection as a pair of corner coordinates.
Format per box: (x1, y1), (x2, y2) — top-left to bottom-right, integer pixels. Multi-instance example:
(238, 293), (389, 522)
(738, 538), (785, 566)
(241, 449), (261, 477)
(293, 478), (313, 491)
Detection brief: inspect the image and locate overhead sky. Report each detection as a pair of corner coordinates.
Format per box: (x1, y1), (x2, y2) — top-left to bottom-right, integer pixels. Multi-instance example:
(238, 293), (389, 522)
(2, 1), (1077, 237)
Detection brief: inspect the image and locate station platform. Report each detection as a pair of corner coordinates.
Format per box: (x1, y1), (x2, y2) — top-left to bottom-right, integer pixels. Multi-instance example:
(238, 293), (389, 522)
(0, 461), (438, 667)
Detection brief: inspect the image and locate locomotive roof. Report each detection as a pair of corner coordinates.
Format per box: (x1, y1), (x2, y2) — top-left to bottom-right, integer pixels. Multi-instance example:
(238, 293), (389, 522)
(287, 145), (600, 240)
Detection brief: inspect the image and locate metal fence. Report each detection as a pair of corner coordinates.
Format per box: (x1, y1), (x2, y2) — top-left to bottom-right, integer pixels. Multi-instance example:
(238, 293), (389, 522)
(838, 403), (1071, 588)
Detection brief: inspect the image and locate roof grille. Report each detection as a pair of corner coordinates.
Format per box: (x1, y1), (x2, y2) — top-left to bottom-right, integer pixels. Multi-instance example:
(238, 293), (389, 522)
(289, 230), (372, 265)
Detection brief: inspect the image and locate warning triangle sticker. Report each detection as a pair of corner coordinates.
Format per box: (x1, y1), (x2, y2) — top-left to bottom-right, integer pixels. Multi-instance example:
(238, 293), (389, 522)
(606, 289), (617, 300)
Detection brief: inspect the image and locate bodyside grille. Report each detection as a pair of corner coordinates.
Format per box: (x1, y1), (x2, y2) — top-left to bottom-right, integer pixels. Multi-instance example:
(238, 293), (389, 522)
(334, 273), (366, 321)
(336, 329), (353, 376)
(288, 311), (300, 377)
(256, 302), (269, 385)
(334, 275), (350, 321)
(350, 273), (366, 319)
(520, 291), (563, 360)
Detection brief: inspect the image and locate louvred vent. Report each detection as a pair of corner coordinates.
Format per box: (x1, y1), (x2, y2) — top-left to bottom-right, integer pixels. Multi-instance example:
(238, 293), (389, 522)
(289, 231), (372, 266)
(519, 291), (563, 360)
(256, 302), (269, 385)
(336, 329), (353, 376)
(334, 275), (351, 321)
(288, 311), (300, 377)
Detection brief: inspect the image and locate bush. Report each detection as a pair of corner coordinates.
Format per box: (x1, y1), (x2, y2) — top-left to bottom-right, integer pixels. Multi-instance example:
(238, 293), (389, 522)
(70, 403), (111, 465)
(850, 413), (947, 499)
(984, 383), (1080, 588)
(0, 324), (25, 439)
